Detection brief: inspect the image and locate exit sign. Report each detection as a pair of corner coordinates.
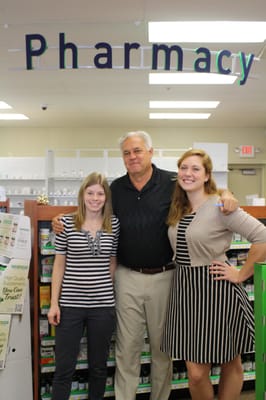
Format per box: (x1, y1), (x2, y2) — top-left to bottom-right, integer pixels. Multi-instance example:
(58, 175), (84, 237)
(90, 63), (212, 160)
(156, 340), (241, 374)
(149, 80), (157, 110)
(240, 145), (255, 157)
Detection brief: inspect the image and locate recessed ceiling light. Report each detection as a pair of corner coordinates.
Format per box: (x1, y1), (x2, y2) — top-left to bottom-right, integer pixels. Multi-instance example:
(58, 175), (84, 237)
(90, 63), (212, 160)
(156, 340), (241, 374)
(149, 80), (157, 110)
(149, 112), (211, 119)
(148, 21), (266, 43)
(149, 101), (220, 109)
(0, 114), (29, 120)
(149, 73), (237, 85)
(0, 101), (12, 109)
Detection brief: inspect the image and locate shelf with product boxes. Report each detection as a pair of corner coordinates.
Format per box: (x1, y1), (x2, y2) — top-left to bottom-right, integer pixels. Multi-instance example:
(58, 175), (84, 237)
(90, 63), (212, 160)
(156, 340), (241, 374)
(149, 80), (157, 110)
(39, 357), (256, 400)
(39, 331), (152, 399)
(1, 178), (46, 213)
(225, 232), (255, 385)
(40, 372), (257, 400)
(0, 156), (46, 214)
(38, 327), (256, 400)
(227, 235), (254, 301)
(222, 205), (266, 391)
(45, 148), (123, 207)
(226, 206), (266, 303)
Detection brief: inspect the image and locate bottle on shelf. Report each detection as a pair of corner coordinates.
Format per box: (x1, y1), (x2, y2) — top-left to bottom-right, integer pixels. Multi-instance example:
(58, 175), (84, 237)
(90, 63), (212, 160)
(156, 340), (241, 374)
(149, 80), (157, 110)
(71, 372), (79, 391)
(243, 354), (254, 372)
(139, 364), (150, 385)
(172, 363), (179, 381)
(211, 364), (221, 376)
(106, 367), (115, 388)
(179, 362), (187, 380)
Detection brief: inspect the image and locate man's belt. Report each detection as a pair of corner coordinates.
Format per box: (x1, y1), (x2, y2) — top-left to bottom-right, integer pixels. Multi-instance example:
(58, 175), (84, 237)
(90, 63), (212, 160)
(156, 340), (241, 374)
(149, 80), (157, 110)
(130, 262), (176, 275)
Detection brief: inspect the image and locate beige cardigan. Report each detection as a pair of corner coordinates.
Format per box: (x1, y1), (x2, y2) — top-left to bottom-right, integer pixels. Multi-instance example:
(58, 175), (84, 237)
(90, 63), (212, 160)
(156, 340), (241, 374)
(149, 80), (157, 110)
(168, 195), (266, 266)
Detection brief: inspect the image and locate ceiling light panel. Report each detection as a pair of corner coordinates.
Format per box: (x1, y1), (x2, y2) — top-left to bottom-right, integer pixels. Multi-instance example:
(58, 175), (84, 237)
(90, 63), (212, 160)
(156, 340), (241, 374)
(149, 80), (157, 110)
(149, 101), (219, 109)
(148, 21), (266, 43)
(0, 114), (29, 120)
(149, 73), (237, 85)
(0, 101), (12, 109)
(149, 113), (211, 119)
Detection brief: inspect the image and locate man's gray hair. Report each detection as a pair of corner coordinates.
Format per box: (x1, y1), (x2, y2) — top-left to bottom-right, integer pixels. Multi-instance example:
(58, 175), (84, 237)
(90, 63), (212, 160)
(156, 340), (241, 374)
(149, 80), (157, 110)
(118, 131), (153, 150)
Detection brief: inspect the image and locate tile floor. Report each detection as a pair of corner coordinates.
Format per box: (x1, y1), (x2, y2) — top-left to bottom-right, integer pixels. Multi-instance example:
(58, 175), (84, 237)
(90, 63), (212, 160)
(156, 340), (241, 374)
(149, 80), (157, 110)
(239, 390), (255, 399)
(175, 391), (256, 399)
(168, 389), (256, 399)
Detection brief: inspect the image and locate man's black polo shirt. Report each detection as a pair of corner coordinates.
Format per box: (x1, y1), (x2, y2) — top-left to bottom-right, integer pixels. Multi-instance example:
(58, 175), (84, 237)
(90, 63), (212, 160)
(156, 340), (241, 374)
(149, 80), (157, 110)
(110, 164), (176, 269)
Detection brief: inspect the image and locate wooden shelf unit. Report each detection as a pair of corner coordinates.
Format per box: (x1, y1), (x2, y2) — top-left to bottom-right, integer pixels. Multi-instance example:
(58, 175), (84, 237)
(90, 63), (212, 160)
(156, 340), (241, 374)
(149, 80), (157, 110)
(241, 206), (266, 219)
(0, 198), (10, 213)
(24, 200), (76, 400)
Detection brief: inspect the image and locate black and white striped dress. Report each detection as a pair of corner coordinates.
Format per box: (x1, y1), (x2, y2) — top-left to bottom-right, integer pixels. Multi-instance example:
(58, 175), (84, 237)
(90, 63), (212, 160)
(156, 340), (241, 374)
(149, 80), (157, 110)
(55, 214), (120, 309)
(161, 213), (255, 364)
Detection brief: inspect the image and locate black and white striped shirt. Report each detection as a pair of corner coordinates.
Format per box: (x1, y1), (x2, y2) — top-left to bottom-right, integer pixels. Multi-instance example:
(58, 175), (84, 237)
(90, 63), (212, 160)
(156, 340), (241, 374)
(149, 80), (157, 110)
(55, 214), (120, 308)
(176, 213), (195, 265)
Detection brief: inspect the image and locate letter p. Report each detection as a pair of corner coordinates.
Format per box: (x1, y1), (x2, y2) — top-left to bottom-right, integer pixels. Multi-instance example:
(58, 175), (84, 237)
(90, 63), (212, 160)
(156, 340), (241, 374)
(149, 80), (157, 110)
(25, 34), (47, 70)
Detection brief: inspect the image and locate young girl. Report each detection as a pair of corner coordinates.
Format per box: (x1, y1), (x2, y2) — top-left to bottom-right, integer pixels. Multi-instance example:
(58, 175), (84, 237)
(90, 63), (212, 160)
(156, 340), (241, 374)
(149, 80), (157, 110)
(48, 172), (119, 400)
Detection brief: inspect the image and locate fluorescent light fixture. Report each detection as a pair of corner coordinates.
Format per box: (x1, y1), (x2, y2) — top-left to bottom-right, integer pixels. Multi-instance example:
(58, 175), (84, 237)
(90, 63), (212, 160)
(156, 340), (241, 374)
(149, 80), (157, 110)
(149, 112), (211, 120)
(0, 114), (29, 120)
(149, 72), (237, 85)
(0, 101), (12, 109)
(148, 21), (266, 43)
(149, 101), (219, 109)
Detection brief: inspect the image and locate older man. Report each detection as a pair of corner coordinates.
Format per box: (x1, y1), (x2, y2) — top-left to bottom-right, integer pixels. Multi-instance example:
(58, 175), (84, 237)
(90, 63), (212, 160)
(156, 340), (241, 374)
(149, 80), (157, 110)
(111, 131), (237, 400)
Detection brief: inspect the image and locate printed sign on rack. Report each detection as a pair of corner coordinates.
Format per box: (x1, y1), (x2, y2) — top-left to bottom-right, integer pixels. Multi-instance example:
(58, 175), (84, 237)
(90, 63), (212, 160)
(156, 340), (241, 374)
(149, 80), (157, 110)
(0, 213), (31, 313)
(0, 259), (30, 313)
(0, 314), (11, 369)
(0, 213), (31, 259)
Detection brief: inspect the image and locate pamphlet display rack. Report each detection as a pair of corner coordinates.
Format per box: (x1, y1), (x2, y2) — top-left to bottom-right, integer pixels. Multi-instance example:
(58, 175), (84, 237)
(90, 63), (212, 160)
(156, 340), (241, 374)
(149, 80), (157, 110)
(0, 211), (32, 400)
(0, 282), (33, 400)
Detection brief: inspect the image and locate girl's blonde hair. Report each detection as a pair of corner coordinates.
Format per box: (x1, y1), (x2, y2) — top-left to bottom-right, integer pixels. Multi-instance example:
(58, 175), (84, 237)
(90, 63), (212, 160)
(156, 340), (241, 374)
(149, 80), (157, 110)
(73, 172), (113, 232)
(167, 149), (218, 225)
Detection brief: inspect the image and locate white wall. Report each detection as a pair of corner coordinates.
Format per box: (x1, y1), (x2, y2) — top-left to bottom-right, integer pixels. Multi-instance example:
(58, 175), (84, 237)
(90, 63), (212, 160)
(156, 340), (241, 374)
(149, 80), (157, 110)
(0, 127), (265, 165)
(0, 126), (265, 201)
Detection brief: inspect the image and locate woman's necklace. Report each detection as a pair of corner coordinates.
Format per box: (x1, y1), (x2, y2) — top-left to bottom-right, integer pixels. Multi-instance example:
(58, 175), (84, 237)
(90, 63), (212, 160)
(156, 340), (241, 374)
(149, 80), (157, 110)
(82, 217), (103, 255)
(83, 230), (103, 256)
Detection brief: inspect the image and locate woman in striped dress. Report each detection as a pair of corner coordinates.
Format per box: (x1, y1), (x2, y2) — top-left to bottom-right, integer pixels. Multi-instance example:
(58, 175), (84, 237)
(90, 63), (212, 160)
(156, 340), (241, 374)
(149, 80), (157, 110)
(48, 172), (120, 400)
(161, 149), (266, 400)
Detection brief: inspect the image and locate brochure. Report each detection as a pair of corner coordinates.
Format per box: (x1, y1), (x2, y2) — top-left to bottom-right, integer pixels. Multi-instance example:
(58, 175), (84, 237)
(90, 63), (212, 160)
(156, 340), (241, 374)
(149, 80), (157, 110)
(0, 213), (31, 313)
(0, 314), (11, 369)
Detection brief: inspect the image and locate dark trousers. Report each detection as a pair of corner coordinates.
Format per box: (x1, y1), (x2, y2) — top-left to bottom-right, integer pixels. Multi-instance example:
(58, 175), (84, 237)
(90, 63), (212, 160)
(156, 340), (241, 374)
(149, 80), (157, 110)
(52, 306), (116, 400)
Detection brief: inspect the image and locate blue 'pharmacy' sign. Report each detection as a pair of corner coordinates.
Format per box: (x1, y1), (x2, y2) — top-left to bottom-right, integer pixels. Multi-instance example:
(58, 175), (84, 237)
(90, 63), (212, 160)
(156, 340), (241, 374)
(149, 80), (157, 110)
(25, 32), (255, 85)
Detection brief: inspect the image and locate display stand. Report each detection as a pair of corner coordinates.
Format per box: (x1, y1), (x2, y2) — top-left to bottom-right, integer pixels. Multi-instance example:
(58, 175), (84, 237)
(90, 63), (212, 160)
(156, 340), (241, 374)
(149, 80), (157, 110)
(254, 262), (266, 400)
(0, 212), (32, 400)
(0, 281), (33, 400)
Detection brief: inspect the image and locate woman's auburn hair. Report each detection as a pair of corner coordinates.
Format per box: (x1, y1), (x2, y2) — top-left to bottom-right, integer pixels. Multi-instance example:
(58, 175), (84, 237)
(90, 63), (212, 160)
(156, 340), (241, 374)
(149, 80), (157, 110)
(167, 148), (218, 225)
